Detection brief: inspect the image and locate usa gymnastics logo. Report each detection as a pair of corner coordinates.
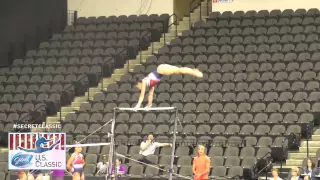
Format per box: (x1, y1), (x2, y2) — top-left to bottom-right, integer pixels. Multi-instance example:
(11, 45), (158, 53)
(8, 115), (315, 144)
(8, 132), (66, 170)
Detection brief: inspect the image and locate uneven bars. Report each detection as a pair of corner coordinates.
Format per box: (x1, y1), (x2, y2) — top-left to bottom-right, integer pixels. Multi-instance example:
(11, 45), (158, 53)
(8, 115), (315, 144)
(116, 107), (175, 111)
(65, 143), (110, 147)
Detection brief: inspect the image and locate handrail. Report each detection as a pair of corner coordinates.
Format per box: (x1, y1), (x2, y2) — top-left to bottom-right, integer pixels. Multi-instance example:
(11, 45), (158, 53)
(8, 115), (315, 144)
(253, 152), (272, 170)
(306, 121), (314, 157)
(206, 0), (210, 16)
(256, 159), (273, 180)
(189, 0), (203, 28)
(280, 135), (290, 171)
(59, 75), (88, 121)
(100, 56), (114, 91)
(189, 0), (198, 28)
(99, 47), (128, 92)
(163, 13), (178, 46)
(139, 31), (154, 63)
(278, 133), (297, 175)
(17, 104), (47, 132)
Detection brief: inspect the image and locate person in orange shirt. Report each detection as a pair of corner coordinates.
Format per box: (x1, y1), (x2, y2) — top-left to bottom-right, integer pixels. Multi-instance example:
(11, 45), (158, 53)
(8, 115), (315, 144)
(192, 145), (211, 180)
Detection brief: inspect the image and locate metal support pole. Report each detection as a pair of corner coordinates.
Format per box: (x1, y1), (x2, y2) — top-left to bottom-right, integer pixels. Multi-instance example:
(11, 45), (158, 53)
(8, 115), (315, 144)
(307, 124), (309, 157)
(73, 11), (78, 25)
(163, 22), (166, 46)
(59, 101), (62, 121)
(151, 42), (154, 54)
(169, 107), (178, 180)
(199, 2), (202, 21)
(101, 63), (104, 91)
(265, 168), (267, 180)
(107, 109), (116, 180)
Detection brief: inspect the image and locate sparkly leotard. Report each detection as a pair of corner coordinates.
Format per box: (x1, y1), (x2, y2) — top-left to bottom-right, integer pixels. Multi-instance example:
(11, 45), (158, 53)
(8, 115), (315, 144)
(72, 153), (84, 174)
(142, 71), (162, 88)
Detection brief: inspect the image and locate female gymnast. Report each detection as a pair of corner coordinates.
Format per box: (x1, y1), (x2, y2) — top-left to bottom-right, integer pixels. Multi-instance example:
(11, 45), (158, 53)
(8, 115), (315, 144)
(67, 143), (85, 180)
(135, 64), (203, 109)
(193, 145), (210, 180)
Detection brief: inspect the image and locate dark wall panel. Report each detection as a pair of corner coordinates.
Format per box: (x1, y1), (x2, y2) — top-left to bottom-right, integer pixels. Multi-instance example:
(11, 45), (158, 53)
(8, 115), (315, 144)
(0, 0), (67, 66)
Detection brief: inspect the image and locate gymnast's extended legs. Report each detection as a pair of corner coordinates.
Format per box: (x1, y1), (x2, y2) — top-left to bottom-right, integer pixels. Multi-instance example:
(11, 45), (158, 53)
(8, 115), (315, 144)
(156, 64), (203, 78)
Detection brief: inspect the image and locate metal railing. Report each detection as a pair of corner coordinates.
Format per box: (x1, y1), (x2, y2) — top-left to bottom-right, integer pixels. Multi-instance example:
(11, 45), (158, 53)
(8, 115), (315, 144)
(97, 47), (128, 92)
(163, 13), (178, 46)
(59, 75), (88, 121)
(279, 133), (298, 171)
(100, 56), (114, 91)
(17, 104), (47, 132)
(255, 152), (273, 180)
(189, 0), (211, 28)
(67, 10), (78, 25)
(306, 121), (315, 157)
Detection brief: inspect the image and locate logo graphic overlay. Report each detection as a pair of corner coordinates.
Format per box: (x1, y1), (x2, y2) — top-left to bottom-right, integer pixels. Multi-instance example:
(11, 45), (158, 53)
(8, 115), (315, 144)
(9, 132), (66, 170)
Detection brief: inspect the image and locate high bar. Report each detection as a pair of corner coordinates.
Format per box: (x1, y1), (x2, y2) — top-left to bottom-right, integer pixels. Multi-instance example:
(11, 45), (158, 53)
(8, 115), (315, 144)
(64, 143), (110, 148)
(115, 107), (176, 111)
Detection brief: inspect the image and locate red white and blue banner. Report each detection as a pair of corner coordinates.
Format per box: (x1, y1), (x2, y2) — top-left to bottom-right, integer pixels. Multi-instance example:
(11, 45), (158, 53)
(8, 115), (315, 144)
(8, 132), (66, 170)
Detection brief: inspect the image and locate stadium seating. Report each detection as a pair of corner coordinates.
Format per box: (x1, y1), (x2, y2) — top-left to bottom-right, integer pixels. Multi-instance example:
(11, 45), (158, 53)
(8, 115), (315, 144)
(1, 4), (320, 180)
(51, 8), (320, 180)
(0, 13), (171, 133)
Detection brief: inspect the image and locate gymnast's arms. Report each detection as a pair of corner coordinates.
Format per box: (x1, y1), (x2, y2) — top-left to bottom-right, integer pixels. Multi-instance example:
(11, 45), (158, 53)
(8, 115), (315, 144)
(82, 155), (86, 167)
(147, 86), (155, 107)
(67, 154), (75, 172)
(82, 155), (85, 167)
(135, 82), (146, 108)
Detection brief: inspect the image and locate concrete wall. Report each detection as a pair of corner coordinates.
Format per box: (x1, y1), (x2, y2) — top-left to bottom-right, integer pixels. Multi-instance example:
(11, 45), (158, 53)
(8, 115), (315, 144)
(212, 0), (320, 12)
(174, 0), (201, 21)
(69, 0), (174, 17)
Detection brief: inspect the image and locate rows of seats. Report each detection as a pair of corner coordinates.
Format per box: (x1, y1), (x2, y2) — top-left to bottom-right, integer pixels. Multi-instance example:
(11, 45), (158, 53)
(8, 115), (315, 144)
(55, 8), (320, 179)
(63, 122), (300, 137)
(159, 44), (320, 55)
(12, 57), (116, 67)
(40, 39), (141, 49)
(78, 101), (317, 114)
(97, 91), (320, 103)
(139, 64), (320, 76)
(145, 53), (320, 64)
(75, 14), (170, 25)
(115, 78), (320, 90)
(50, 32), (146, 42)
(0, 13), (164, 136)
(179, 33), (320, 44)
(64, 112), (311, 124)
(100, 89), (320, 101)
(208, 9), (319, 19)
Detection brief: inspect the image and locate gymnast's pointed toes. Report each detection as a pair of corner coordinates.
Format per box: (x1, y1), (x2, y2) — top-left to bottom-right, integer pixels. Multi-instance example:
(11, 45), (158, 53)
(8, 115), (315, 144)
(195, 70), (203, 78)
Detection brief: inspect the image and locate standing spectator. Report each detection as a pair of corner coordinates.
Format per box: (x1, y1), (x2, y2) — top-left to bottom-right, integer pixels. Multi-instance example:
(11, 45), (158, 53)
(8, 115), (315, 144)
(192, 145), (210, 180)
(139, 134), (171, 156)
(270, 168), (283, 180)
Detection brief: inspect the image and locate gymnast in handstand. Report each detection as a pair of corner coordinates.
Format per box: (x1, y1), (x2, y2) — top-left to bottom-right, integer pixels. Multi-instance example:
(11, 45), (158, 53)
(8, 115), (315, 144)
(135, 64), (203, 109)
